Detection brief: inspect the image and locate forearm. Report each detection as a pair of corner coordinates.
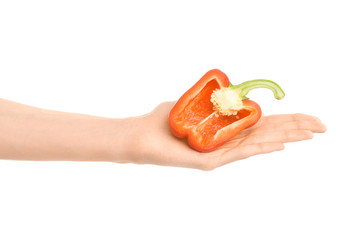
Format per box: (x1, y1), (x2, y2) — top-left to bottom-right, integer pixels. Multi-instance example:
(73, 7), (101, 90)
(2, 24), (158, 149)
(0, 98), (135, 162)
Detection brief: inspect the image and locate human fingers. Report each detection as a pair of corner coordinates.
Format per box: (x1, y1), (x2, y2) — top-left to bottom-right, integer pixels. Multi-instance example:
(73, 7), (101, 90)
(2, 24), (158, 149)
(259, 113), (321, 125)
(257, 114), (326, 133)
(232, 118), (325, 143)
(233, 114), (325, 139)
(153, 101), (176, 113)
(217, 142), (285, 168)
(252, 119), (326, 136)
(241, 129), (314, 145)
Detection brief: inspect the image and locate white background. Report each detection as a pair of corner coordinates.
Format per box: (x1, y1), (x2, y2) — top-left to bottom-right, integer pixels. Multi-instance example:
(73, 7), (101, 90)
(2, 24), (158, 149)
(1, 0), (361, 239)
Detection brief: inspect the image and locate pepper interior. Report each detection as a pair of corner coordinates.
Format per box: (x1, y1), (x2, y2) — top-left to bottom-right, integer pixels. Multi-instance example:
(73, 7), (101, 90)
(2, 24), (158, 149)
(177, 79), (252, 135)
(197, 109), (251, 138)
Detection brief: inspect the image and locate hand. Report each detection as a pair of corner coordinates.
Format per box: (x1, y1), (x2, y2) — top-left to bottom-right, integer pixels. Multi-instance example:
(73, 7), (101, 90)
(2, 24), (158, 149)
(126, 102), (327, 170)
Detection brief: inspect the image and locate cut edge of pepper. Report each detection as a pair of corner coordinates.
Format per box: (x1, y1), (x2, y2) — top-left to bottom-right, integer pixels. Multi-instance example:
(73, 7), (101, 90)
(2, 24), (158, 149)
(212, 104), (259, 141)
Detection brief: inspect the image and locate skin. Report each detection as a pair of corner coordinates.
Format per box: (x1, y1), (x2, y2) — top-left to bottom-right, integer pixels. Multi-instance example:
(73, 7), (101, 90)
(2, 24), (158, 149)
(0, 99), (326, 170)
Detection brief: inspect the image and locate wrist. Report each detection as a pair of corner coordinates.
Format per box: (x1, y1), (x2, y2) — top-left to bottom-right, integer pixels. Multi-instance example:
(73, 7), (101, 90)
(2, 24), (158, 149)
(97, 117), (141, 163)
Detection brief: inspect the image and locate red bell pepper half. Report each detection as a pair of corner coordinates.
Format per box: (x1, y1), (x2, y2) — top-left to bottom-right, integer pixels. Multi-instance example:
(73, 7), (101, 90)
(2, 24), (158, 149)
(168, 69), (285, 152)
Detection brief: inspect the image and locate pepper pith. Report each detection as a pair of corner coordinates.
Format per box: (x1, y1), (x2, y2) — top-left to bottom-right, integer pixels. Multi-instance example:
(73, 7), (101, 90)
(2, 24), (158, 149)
(212, 79), (285, 116)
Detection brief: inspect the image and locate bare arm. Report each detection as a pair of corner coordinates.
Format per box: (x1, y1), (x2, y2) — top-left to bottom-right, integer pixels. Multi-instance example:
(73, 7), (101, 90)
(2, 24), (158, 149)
(0, 98), (134, 162)
(0, 99), (326, 169)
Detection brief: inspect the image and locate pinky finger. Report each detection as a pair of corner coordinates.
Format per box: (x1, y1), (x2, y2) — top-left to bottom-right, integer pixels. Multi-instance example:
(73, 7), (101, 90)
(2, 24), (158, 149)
(241, 142), (285, 159)
(218, 142), (285, 167)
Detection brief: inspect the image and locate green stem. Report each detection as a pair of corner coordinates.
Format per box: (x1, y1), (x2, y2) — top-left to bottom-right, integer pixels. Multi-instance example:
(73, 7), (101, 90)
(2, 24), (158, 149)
(229, 79), (285, 100)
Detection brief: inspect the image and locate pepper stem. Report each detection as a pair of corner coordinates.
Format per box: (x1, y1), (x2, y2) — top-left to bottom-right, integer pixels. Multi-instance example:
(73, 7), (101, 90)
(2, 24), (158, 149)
(229, 79), (285, 100)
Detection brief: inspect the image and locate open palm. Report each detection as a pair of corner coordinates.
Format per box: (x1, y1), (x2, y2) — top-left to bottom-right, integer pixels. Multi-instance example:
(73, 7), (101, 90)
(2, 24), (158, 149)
(133, 102), (326, 170)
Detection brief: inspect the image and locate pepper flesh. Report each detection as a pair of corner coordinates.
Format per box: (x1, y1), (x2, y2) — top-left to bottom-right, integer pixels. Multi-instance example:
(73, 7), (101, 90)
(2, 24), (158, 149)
(168, 69), (284, 152)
